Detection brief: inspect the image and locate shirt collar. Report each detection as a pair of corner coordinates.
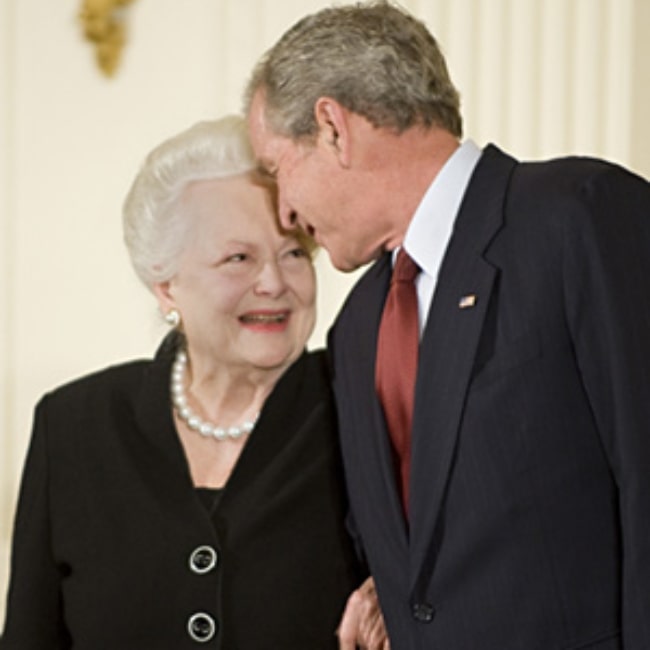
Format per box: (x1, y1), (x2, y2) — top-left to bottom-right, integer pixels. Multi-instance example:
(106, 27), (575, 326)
(402, 139), (482, 278)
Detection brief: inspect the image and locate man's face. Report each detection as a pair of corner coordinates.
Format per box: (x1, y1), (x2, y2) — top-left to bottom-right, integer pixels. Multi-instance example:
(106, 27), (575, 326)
(247, 90), (384, 271)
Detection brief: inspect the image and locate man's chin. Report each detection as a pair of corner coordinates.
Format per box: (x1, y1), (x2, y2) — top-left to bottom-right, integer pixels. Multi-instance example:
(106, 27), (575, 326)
(326, 249), (356, 273)
(327, 248), (378, 273)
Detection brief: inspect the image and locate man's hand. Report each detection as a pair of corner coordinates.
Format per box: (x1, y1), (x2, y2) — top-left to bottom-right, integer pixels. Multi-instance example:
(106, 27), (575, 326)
(337, 577), (390, 649)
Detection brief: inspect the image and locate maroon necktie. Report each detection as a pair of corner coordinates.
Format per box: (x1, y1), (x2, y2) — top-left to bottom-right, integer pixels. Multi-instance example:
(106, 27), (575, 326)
(375, 248), (420, 517)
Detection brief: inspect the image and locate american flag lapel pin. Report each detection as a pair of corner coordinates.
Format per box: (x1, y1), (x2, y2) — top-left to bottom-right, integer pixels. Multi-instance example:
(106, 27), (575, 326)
(458, 294), (477, 309)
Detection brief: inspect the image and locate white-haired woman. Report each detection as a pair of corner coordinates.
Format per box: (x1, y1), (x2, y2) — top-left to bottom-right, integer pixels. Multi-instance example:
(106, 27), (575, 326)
(1, 116), (387, 649)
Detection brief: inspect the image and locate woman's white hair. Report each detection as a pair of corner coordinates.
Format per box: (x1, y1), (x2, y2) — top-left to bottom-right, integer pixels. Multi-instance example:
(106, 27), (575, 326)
(123, 115), (256, 289)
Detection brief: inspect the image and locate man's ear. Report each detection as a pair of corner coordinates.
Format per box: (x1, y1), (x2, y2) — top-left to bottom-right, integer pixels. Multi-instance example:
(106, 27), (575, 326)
(314, 97), (352, 168)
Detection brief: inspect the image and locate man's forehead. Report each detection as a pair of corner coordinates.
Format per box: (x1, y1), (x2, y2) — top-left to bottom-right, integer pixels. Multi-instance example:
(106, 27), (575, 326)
(248, 119), (290, 172)
(247, 89), (272, 133)
(247, 95), (276, 154)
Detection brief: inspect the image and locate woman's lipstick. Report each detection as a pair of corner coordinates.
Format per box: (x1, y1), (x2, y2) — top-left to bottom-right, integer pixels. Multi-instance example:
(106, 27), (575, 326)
(239, 310), (291, 332)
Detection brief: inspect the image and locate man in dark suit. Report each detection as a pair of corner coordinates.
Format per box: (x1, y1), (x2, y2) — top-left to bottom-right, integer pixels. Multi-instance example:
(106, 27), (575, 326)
(245, 2), (650, 648)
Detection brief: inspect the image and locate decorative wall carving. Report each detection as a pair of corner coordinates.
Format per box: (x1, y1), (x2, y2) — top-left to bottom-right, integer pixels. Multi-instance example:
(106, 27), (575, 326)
(79, 0), (137, 77)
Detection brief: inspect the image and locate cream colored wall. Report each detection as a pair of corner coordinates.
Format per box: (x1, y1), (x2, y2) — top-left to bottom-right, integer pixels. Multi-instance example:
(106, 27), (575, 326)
(1, 0), (648, 628)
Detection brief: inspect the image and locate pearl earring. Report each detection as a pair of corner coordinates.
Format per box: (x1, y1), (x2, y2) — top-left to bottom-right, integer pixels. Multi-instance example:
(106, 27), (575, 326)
(164, 309), (181, 328)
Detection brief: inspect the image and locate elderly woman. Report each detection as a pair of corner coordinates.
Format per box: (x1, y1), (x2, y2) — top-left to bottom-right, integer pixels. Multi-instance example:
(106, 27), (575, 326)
(0, 116), (387, 649)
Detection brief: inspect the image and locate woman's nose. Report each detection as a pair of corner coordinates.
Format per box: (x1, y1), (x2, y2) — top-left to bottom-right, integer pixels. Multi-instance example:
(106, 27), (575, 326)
(254, 260), (287, 296)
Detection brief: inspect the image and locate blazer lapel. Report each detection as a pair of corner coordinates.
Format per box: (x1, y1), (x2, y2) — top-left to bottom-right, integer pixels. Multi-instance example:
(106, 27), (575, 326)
(408, 145), (518, 594)
(133, 342), (210, 520)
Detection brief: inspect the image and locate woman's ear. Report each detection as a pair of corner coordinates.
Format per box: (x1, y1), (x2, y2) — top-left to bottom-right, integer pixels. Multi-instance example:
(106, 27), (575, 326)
(314, 97), (352, 168)
(152, 280), (176, 316)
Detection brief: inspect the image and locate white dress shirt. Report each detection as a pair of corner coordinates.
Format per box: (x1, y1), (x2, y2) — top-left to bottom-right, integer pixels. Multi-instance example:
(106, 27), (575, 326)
(397, 139), (483, 335)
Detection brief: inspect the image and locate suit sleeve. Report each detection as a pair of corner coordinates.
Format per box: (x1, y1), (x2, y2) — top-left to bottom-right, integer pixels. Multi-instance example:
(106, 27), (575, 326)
(324, 332), (369, 569)
(1, 398), (70, 648)
(562, 164), (650, 647)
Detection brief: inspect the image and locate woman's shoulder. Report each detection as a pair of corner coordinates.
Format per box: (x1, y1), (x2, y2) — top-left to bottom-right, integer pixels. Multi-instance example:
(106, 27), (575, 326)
(40, 335), (179, 411)
(42, 333), (177, 406)
(41, 357), (158, 408)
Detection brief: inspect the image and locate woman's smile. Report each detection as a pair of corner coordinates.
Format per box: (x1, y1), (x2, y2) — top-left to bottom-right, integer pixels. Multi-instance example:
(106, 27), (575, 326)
(239, 309), (291, 331)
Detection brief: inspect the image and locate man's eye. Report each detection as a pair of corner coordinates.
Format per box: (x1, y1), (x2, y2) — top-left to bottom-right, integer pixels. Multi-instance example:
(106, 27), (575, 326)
(257, 165), (277, 180)
(288, 247), (308, 259)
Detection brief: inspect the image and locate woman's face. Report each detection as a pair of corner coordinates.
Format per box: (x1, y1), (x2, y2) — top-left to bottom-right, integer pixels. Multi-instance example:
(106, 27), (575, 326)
(156, 173), (316, 375)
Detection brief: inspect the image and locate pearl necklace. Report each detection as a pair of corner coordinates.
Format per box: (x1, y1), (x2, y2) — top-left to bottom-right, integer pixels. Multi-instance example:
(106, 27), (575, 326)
(171, 350), (257, 441)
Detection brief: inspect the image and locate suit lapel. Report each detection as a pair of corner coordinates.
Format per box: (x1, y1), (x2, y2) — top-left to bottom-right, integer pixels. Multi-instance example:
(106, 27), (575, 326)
(408, 145), (518, 594)
(366, 258), (412, 541)
(335, 254), (411, 545)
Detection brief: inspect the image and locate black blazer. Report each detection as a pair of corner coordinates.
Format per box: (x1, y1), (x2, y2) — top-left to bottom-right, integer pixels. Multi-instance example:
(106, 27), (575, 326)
(330, 146), (650, 650)
(1, 343), (363, 649)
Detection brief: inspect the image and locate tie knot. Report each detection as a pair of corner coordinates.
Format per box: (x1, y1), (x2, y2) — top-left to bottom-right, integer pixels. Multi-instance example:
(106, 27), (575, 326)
(393, 248), (420, 283)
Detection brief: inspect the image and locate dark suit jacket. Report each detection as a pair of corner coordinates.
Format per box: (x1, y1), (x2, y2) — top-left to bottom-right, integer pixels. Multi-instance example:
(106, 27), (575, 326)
(329, 145), (650, 650)
(1, 343), (362, 649)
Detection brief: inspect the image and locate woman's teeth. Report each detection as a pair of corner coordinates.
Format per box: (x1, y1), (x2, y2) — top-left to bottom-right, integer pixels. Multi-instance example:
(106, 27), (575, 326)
(240, 313), (287, 324)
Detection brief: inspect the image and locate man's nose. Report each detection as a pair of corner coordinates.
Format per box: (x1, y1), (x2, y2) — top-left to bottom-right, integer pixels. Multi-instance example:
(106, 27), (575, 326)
(277, 190), (298, 230)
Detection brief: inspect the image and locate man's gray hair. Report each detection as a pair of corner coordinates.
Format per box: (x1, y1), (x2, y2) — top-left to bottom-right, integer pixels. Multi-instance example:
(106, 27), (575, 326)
(245, 0), (462, 140)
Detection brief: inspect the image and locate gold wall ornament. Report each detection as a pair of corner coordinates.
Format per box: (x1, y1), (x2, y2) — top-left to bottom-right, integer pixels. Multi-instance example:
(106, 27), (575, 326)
(79, 0), (137, 77)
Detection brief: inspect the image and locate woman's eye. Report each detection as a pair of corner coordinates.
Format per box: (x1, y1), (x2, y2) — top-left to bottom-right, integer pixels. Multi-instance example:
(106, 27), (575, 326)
(287, 247), (308, 259)
(226, 253), (247, 263)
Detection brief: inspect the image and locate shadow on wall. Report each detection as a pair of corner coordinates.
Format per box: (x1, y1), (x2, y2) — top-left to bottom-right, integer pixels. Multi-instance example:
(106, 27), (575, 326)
(0, 539), (8, 630)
